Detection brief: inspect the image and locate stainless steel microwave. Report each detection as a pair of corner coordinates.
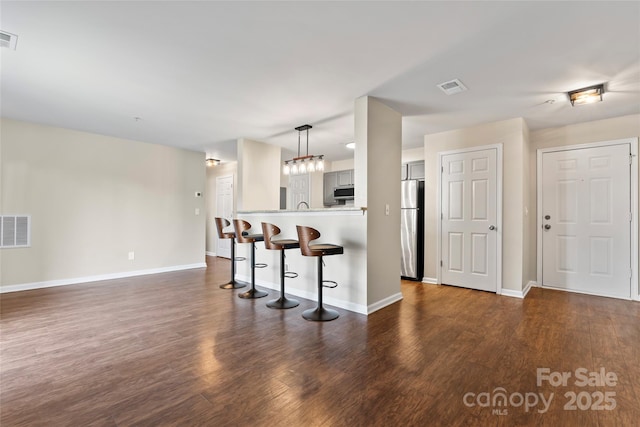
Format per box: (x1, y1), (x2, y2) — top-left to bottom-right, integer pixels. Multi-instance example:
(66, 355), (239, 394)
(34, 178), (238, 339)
(334, 185), (355, 200)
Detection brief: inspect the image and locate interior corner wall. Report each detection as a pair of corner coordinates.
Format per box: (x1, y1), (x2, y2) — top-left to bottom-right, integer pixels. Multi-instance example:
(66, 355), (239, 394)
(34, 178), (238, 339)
(424, 117), (526, 292)
(354, 96), (402, 307)
(0, 118), (206, 288)
(522, 120), (534, 287)
(237, 138), (281, 212)
(205, 161), (237, 254)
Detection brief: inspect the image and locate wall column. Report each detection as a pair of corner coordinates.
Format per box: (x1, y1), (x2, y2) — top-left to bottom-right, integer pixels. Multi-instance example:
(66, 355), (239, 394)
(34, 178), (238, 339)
(236, 138), (281, 211)
(354, 96), (403, 309)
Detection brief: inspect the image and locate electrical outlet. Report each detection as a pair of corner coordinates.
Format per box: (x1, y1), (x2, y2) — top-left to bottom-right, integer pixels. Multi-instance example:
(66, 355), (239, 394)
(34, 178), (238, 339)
(128, 251), (135, 260)
(385, 204), (390, 216)
(195, 208), (200, 215)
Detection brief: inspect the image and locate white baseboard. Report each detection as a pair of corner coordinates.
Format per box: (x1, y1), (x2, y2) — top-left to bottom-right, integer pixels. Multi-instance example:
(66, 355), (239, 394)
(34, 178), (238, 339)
(0, 263), (207, 294)
(367, 292), (403, 314)
(235, 274), (369, 315)
(206, 251), (216, 257)
(422, 277), (438, 285)
(500, 281), (535, 299)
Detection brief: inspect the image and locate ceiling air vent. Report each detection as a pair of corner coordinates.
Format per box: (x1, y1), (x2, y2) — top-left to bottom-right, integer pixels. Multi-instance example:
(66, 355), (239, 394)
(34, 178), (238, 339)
(437, 79), (467, 95)
(0, 31), (18, 50)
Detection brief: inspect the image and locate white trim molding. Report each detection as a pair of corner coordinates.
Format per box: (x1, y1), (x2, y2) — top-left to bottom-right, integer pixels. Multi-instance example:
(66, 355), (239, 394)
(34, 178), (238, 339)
(234, 274), (388, 315)
(0, 263), (207, 294)
(206, 251), (216, 257)
(501, 281), (535, 299)
(422, 277), (438, 285)
(367, 292), (403, 315)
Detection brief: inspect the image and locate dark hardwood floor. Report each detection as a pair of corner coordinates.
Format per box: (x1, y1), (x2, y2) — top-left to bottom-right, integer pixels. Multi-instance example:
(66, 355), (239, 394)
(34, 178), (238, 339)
(1, 256), (639, 426)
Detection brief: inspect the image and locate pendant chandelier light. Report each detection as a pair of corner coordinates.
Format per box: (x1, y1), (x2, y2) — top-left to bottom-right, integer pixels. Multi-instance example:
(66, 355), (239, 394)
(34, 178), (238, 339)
(282, 124), (324, 175)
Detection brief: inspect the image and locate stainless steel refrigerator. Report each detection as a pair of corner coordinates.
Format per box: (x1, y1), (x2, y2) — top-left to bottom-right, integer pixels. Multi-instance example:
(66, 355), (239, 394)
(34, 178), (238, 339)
(401, 180), (424, 280)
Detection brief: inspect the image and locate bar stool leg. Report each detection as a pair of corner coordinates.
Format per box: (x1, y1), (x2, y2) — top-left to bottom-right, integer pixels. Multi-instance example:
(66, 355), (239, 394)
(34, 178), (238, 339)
(238, 242), (268, 299)
(302, 256), (339, 321)
(267, 250), (300, 309)
(220, 239), (247, 289)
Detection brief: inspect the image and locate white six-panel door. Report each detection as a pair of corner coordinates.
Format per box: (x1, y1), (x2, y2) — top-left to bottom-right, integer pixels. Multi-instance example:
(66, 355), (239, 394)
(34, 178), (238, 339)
(288, 173), (310, 209)
(441, 148), (498, 292)
(215, 175), (234, 259)
(541, 144), (631, 298)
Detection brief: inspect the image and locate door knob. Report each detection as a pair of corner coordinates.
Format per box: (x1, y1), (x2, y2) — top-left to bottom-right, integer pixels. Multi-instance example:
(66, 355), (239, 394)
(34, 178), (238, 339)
(544, 224), (551, 230)
(544, 215), (551, 220)
(489, 225), (496, 231)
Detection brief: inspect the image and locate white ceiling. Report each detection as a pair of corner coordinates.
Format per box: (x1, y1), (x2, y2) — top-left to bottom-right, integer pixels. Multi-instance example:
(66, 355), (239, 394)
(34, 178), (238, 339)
(1, 1), (639, 162)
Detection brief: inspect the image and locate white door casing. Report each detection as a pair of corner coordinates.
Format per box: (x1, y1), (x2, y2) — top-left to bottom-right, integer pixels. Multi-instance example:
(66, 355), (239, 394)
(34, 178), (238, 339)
(539, 142), (633, 299)
(215, 175), (234, 259)
(438, 145), (502, 293)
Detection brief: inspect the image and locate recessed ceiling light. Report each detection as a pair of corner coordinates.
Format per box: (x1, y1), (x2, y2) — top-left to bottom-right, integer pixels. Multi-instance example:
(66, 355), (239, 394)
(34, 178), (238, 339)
(345, 142), (355, 149)
(0, 30), (18, 50)
(437, 79), (468, 95)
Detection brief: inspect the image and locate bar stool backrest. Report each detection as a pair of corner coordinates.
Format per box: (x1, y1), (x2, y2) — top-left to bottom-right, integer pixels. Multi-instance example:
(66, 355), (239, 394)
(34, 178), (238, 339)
(233, 219), (253, 243)
(261, 222), (282, 250)
(215, 217), (234, 239)
(296, 225), (321, 257)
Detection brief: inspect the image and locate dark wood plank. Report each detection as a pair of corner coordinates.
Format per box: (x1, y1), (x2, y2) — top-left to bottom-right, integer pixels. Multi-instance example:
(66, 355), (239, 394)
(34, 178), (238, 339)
(1, 256), (638, 426)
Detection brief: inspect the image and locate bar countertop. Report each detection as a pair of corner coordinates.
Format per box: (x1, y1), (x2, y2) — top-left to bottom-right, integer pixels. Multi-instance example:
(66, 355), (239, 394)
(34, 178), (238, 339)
(237, 207), (367, 215)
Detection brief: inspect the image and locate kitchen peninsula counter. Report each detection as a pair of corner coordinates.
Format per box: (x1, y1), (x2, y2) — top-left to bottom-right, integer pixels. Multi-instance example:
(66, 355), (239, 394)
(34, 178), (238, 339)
(237, 207), (366, 215)
(234, 207), (374, 315)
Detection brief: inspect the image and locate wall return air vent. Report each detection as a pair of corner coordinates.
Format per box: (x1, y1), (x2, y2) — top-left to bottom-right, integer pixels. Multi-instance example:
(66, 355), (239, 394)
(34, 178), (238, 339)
(437, 79), (468, 95)
(1, 216), (31, 248)
(0, 30), (18, 50)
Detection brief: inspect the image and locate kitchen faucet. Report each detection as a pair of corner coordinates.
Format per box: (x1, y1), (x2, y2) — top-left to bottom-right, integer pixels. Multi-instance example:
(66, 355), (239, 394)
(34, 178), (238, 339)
(297, 201), (309, 210)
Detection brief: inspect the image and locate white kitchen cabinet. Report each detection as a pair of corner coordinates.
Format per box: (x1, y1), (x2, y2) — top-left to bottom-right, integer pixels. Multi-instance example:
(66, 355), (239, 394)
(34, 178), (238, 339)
(323, 169), (354, 206)
(323, 171), (339, 206)
(337, 169), (354, 186)
(408, 161), (425, 180)
(402, 161), (425, 180)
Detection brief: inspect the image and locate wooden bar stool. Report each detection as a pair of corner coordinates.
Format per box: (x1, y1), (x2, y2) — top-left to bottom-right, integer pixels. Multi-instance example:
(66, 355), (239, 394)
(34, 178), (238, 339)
(233, 219), (268, 299)
(262, 222), (300, 309)
(296, 225), (343, 321)
(214, 217), (247, 289)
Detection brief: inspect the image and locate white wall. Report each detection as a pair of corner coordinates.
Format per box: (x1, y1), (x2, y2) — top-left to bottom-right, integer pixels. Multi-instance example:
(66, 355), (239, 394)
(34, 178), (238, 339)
(355, 96), (403, 306)
(424, 118), (529, 292)
(401, 147), (424, 163)
(0, 118), (205, 288)
(237, 138), (281, 211)
(205, 162), (237, 254)
(331, 158), (355, 171)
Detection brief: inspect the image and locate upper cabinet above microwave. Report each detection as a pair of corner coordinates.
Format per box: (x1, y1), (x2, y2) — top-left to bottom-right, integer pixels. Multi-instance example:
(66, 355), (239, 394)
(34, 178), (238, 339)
(323, 169), (354, 206)
(402, 161), (425, 181)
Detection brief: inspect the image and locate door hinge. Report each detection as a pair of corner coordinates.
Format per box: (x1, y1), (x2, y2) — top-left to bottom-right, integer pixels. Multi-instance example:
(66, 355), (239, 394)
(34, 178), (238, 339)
(440, 260), (443, 267)
(629, 212), (633, 222)
(441, 166), (444, 173)
(441, 212), (444, 220)
(630, 154), (633, 165)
